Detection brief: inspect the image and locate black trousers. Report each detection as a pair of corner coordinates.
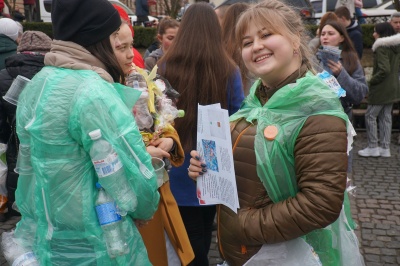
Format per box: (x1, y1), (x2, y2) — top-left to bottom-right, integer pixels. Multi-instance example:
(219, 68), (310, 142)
(178, 205), (216, 266)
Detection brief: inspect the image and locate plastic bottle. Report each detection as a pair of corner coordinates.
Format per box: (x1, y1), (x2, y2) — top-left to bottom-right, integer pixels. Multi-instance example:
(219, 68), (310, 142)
(89, 129), (137, 213)
(126, 72), (153, 130)
(1, 231), (39, 266)
(95, 182), (128, 258)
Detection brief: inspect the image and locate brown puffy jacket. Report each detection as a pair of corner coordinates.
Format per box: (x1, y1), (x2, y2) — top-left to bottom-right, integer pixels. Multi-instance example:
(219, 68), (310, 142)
(218, 101), (348, 265)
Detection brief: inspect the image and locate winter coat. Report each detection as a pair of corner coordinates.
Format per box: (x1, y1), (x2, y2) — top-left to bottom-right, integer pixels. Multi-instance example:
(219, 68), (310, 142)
(145, 47), (163, 71)
(14, 40), (159, 265)
(315, 51), (368, 118)
(347, 20), (363, 59)
(0, 34), (17, 70)
(219, 67), (348, 265)
(0, 53), (47, 215)
(336, 59), (368, 117)
(368, 34), (400, 105)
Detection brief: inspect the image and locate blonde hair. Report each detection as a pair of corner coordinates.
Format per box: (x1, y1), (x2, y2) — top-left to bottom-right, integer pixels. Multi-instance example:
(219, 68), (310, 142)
(235, 0), (314, 71)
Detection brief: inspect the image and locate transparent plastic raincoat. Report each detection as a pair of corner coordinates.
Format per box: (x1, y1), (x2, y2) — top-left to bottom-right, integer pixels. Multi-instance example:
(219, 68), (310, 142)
(13, 66), (160, 265)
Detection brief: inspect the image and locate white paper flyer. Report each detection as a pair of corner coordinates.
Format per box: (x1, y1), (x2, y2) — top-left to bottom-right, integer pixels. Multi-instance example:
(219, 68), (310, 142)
(196, 104), (240, 213)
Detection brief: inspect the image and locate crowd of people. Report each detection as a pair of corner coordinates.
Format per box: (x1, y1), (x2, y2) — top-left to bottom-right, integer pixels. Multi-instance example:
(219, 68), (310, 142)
(0, 0), (400, 265)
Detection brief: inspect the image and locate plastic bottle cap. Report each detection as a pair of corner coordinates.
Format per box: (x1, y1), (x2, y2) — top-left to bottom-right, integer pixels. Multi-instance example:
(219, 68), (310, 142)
(89, 129), (102, 140)
(95, 182), (102, 189)
(264, 125), (278, 140)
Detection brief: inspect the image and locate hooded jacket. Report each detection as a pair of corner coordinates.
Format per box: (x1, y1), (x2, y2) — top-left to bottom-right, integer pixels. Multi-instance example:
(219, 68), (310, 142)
(14, 40), (159, 265)
(368, 34), (400, 105)
(0, 53), (47, 215)
(347, 20), (363, 59)
(0, 34), (17, 70)
(145, 48), (163, 71)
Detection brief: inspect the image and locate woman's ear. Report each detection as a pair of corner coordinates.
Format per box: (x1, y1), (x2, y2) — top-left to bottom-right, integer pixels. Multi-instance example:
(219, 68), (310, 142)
(157, 34), (162, 43)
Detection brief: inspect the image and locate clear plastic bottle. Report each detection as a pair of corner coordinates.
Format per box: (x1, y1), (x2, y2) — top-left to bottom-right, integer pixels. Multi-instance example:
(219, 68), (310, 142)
(126, 72), (153, 130)
(89, 129), (137, 213)
(95, 182), (128, 258)
(1, 231), (39, 266)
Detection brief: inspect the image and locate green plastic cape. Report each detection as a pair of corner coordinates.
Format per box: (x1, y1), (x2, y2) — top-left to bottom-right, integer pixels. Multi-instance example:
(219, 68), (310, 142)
(230, 72), (362, 266)
(14, 67), (160, 265)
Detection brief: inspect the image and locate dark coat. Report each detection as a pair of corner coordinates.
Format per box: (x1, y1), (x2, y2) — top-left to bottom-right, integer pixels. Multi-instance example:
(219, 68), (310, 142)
(347, 20), (363, 60)
(0, 34), (17, 70)
(0, 52), (46, 215)
(369, 34), (400, 105)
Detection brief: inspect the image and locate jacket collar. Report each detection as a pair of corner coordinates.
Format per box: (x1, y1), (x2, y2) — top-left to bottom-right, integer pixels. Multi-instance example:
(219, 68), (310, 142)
(44, 40), (114, 83)
(372, 33), (400, 51)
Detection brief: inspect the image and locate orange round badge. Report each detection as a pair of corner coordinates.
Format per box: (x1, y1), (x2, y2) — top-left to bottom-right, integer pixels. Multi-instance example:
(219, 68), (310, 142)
(264, 125), (278, 141)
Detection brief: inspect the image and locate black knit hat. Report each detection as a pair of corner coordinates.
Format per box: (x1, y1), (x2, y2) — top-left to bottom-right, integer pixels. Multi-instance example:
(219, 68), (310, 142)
(51, 0), (121, 47)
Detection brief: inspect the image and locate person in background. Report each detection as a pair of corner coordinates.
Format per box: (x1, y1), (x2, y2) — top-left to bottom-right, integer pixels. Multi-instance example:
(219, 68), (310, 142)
(308, 12), (339, 52)
(111, 19), (194, 266)
(390, 12), (400, 34)
(23, 0), (35, 22)
(112, 4), (145, 68)
(0, 18), (19, 70)
(390, 12), (400, 144)
(136, 0), (149, 25)
(358, 22), (400, 158)
(354, 0), (365, 24)
(188, 0), (364, 265)
(158, 3), (244, 265)
(221, 3), (252, 96)
(11, 5), (25, 22)
(335, 6), (363, 59)
(145, 17), (179, 71)
(214, 4), (229, 25)
(11, 0), (160, 264)
(0, 31), (52, 223)
(317, 20), (368, 173)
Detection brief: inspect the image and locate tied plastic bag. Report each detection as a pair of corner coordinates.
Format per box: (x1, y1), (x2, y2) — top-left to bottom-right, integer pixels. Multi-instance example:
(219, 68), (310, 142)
(0, 143), (8, 214)
(317, 71), (346, 98)
(243, 238), (322, 266)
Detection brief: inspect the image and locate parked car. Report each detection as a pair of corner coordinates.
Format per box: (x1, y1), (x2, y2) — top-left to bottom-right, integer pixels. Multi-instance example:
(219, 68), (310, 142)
(361, 0), (397, 16)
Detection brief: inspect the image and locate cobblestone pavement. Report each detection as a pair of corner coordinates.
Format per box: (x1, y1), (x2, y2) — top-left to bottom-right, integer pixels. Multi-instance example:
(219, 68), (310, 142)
(1, 132), (399, 265)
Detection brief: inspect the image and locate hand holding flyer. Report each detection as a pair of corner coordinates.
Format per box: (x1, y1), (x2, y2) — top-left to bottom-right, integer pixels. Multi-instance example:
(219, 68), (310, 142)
(196, 104), (239, 213)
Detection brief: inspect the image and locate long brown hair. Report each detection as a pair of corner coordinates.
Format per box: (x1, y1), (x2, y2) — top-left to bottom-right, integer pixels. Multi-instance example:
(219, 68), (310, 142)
(321, 21), (359, 75)
(221, 3), (250, 94)
(158, 2), (237, 151)
(85, 28), (125, 83)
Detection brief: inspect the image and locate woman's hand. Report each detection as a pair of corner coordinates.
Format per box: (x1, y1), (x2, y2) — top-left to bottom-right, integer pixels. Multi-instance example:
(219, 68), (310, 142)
(146, 145), (170, 159)
(187, 150), (207, 181)
(327, 59), (342, 77)
(150, 137), (174, 152)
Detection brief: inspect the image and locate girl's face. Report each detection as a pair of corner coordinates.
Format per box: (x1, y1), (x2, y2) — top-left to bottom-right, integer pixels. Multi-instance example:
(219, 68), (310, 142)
(112, 24), (134, 75)
(320, 25), (344, 47)
(157, 27), (178, 53)
(241, 21), (300, 87)
(373, 28), (379, 40)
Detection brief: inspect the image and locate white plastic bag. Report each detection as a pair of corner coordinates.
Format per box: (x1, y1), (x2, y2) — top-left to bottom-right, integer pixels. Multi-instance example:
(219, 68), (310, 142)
(243, 238), (322, 266)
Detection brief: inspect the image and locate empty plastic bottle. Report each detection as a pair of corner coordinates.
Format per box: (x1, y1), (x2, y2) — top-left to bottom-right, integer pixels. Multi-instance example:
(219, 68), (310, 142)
(95, 182), (128, 258)
(1, 231), (39, 266)
(126, 72), (153, 130)
(89, 129), (137, 213)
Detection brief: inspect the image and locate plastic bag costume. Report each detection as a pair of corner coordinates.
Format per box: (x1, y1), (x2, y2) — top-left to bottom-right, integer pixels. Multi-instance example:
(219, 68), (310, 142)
(8, 67), (160, 265)
(230, 72), (364, 266)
